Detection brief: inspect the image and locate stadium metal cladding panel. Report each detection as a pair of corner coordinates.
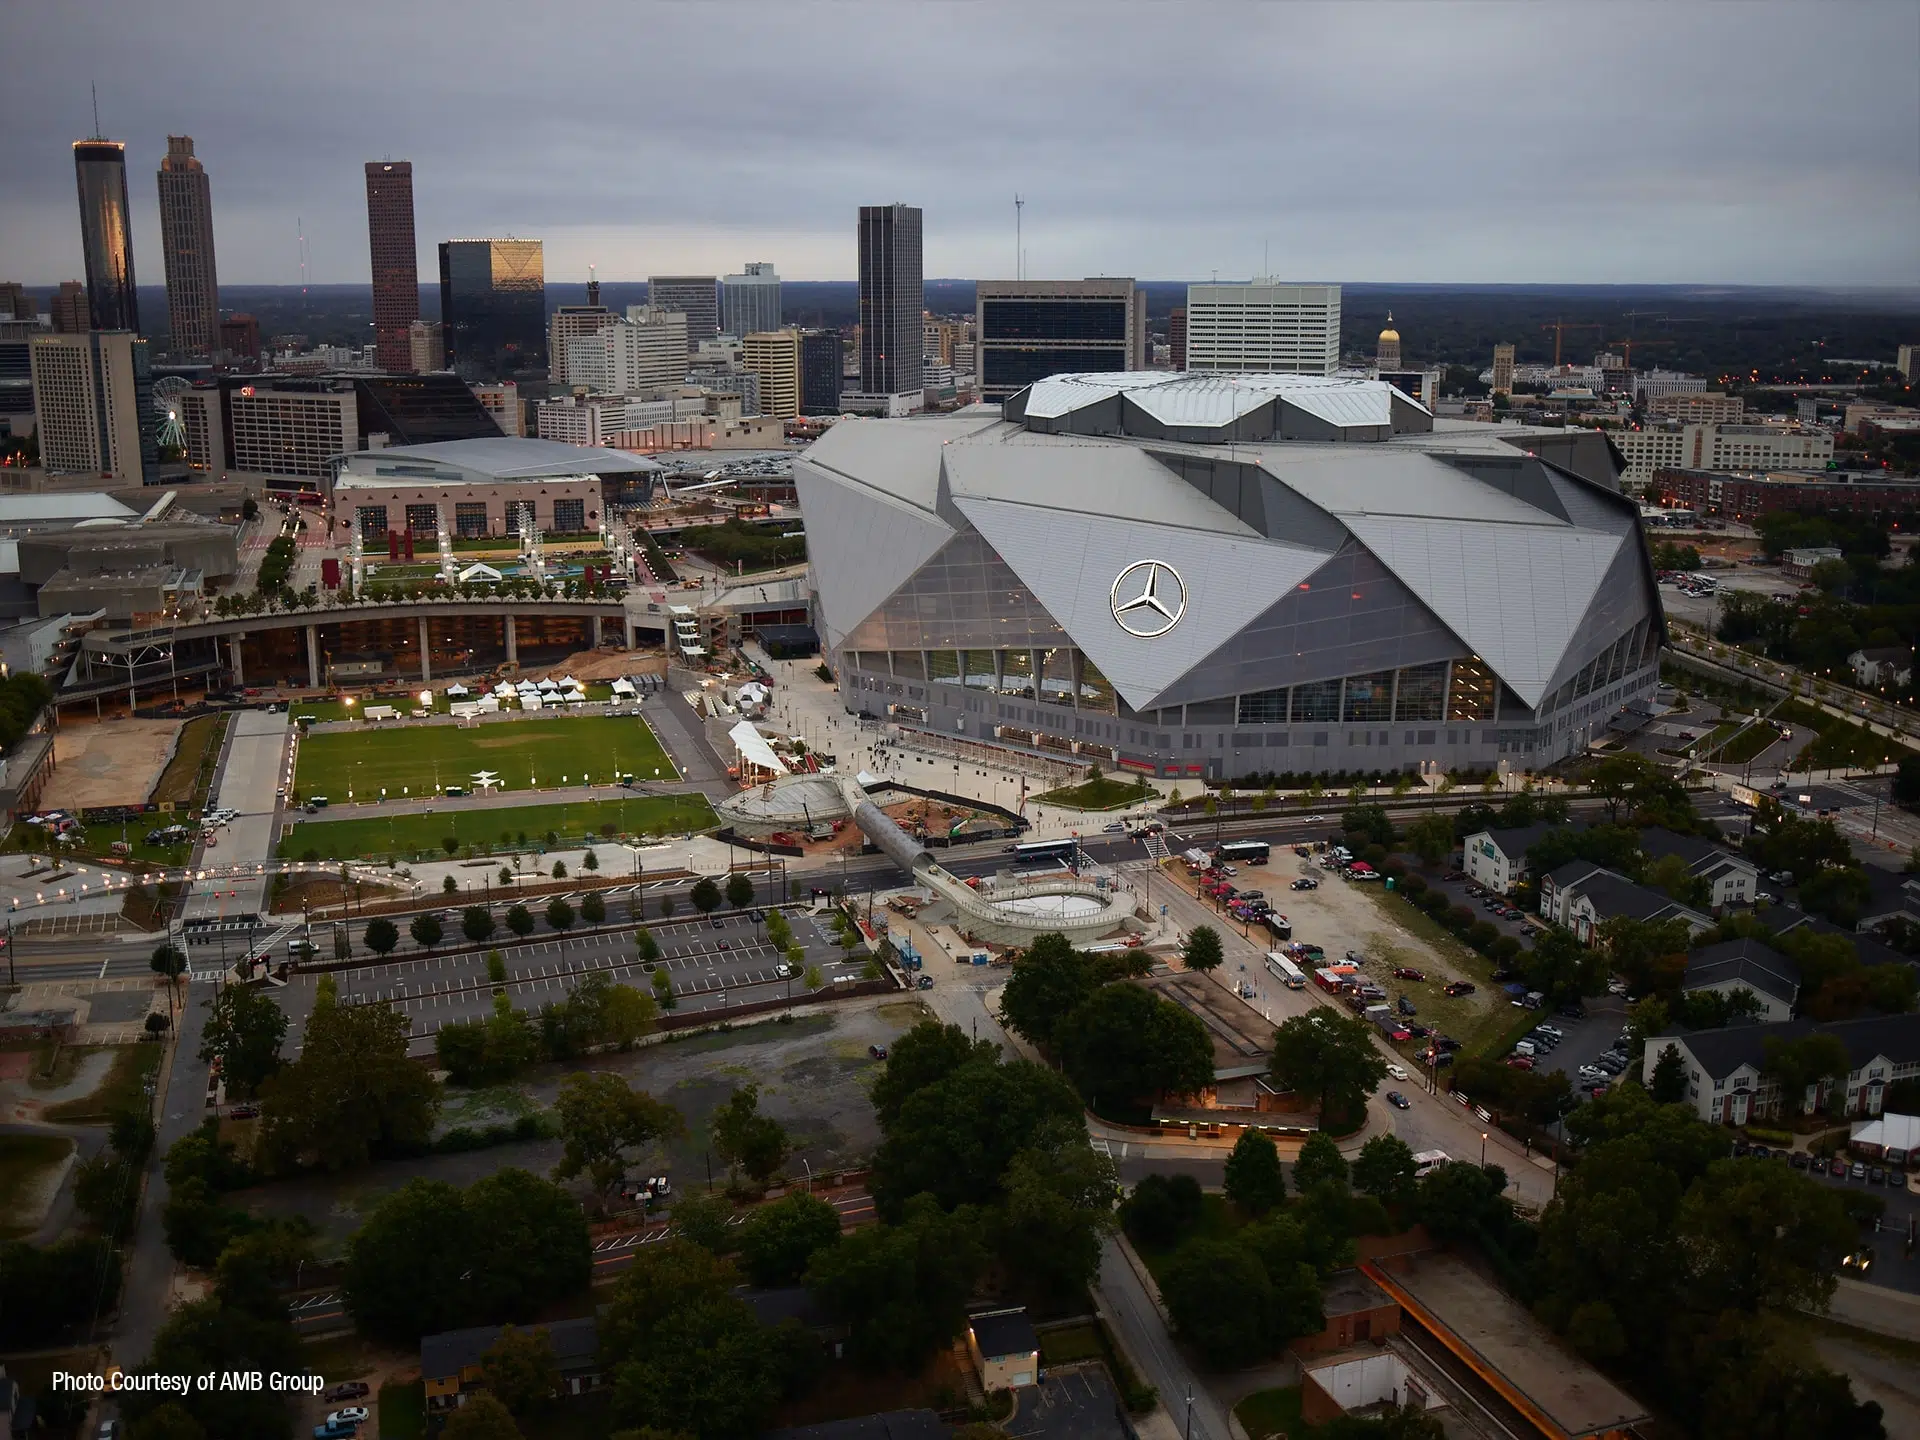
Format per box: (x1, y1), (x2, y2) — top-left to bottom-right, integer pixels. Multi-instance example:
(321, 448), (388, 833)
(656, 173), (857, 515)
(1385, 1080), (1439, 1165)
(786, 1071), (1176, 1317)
(794, 372), (1662, 780)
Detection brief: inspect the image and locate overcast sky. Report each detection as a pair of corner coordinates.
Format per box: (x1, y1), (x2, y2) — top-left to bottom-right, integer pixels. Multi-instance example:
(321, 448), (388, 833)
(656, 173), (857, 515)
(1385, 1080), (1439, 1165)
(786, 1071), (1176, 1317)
(4, 0), (1917, 288)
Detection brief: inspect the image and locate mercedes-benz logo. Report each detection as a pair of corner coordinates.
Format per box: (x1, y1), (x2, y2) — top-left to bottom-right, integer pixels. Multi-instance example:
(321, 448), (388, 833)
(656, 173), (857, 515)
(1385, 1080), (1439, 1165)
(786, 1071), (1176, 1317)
(1110, 559), (1186, 638)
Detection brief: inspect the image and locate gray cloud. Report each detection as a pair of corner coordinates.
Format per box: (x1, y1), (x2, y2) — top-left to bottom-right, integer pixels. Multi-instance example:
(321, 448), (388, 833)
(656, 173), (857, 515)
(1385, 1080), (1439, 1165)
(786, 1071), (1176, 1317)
(2, 0), (1915, 285)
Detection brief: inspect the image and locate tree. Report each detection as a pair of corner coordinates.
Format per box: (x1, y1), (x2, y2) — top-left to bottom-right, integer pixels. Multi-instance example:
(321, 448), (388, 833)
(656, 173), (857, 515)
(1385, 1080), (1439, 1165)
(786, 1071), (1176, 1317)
(669, 1192), (738, 1252)
(410, 912), (444, 951)
(1677, 1157), (1855, 1315)
(1353, 1134), (1418, 1205)
(257, 994), (438, 1173)
(1404, 812), (1456, 866)
(806, 1194), (986, 1370)
(127, 1404), (209, 1440)
(711, 1084), (789, 1185)
(150, 942), (186, 984)
(506, 903), (534, 937)
(123, 1297), (299, 1440)
(690, 877), (722, 914)
(214, 1221), (315, 1320)
(364, 916), (399, 956)
(635, 925), (661, 963)
(1895, 755), (1920, 807)
(996, 1125), (1118, 1303)
(73, 1151), (138, 1235)
(197, 983), (288, 1099)
(542, 896), (574, 932)
(584, 849), (600, 872)
(444, 874), (460, 895)
(725, 872), (755, 909)
(1159, 1237), (1276, 1368)
(871, 1051), (1083, 1218)
(1524, 925), (1611, 1004)
(1181, 925), (1224, 974)
(1223, 1129), (1286, 1216)
(1059, 983), (1214, 1111)
(463, 906), (496, 943)
(651, 968), (677, 1011)
(999, 932), (1099, 1050)
(552, 1072), (684, 1195)
(344, 1169), (589, 1344)
(481, 1324), (563, 1416)
(870, 1021), (1000, 1126)
(582, 890), (607, 924)
(1268, 1011), (1387, 1129)
(1650, 1043), (1689, 1104)
(1121, 1172), (1203, 1249)
(1293, 1132), (1349, 1192)
(736, 1191), (842, 1287)
(442, 1394), (523, 1440)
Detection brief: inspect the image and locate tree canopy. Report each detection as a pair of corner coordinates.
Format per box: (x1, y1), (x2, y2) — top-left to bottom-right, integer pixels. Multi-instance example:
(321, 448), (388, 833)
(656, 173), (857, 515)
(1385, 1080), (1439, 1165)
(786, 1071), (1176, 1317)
(1268, 1011), (1386, 1128)
(257, 992), (436, 1173)
(552, 1072), (684, 1196)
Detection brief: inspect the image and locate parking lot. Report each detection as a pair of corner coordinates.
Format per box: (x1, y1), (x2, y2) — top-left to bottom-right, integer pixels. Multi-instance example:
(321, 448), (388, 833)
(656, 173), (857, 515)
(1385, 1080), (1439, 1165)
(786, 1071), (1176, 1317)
(1412, 868), (1543, 953)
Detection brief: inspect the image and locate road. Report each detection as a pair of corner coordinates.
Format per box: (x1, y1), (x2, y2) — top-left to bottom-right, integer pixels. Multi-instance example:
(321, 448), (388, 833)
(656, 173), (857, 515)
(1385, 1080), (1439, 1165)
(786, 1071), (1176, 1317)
(1096, 1239), (1233, 1440)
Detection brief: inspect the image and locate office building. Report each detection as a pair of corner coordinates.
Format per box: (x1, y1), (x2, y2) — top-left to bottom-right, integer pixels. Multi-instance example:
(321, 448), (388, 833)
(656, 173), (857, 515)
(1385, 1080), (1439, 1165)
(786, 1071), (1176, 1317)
(1652, 469), (1920, 520)
(974, 279), (1147, 401)
(439, 239), (546, 381)
(73, 139), (139, 333)
(1614, 422), (1833, 489)
(534, 393), (707, 447)
(799, 371), (1655, 781)
(47, 282), (87, 335)
(1647, 392), (1745, 423)
(1, 285), (31, 321)
(409, 320), (444, 374)
(30, 331), (154, 481)
(566, 306), (687, 396)
(1898, 345), (1917, 383)
(1169, 307), (1186, 370)
(858, 203), (923, 396)
(646, 277), (717, 348)
(799, 331), (843, 415)
(219, 313), (261, 363)
(365, 161), (420, 372)
(688, 367), (761, 417)
(471, 382), (522, 437)
(548, 304), (614, 386)
(743, 329), (801, 420)
(155, 136), (218, 356)
(721, 263), (781, 341)
(1377, 370), (1440, 412)
(1184, 280), (1341, 376)
(177, 379), (358, 478)
(1491, 344), (1515, 396)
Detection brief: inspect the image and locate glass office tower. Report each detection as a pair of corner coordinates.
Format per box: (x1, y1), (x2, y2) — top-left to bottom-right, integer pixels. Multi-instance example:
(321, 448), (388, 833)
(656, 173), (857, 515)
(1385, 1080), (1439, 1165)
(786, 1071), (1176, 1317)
(74, 139), (139, 333)
(439, 239), (546, 382)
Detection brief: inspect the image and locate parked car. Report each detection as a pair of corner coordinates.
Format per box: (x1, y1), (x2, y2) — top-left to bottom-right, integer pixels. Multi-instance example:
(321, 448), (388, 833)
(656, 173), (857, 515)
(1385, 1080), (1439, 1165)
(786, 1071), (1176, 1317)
(1397, 997), (1417, 1016)
(1443, 981), (1476, 997)
(1870, 1166), (1887, 1186)
(1385, 1064), (1409, 1082)
(1851, 1162), (1868, 1180)
(326, 1411), (371, 1429)
(323, 1384), (370, 1404)
(1830, 1157), (1848, 1177)
(1790, 1152), (1811, 1170)
(868, 1045), (888, 1060)
(1290, 878), (1319, 891)
(1392, 967), (1425, 981)
(1386, 1091), (1411, 1110)
(916, 975), (934, 990)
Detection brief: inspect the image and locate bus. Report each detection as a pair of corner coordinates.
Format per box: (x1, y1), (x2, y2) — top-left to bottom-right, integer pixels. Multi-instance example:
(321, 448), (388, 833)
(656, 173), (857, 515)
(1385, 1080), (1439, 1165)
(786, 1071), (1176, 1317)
(1413, 1150), (1451, 1179)
(1265, 951), (1306, 989)
(1218, 839), (1270, 866)
(1010, 837), (1079, 867)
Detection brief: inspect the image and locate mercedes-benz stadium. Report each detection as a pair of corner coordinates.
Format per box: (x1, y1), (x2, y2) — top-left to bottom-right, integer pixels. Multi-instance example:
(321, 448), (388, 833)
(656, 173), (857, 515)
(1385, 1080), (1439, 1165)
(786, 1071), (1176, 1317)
(794, 372), (1663, 781)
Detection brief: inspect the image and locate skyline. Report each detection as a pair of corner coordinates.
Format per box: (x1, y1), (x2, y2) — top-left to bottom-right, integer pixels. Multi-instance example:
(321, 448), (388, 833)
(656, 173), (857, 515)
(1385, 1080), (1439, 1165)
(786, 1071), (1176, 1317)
(1, 1), (1917, 290)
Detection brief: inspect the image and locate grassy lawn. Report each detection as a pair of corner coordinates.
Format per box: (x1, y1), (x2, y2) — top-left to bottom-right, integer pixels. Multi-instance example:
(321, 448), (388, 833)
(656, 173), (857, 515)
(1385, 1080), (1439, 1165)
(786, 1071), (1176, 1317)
(1038, 1322), (1106, 1365)
(377, 1381), (424, 1440)
(0, 1133), (75, 1236)
(278, 793), (717, 861)
(1716, 720), (1783, 765)
(1775, 699), (1919, 771)
(1033, 775), (1155, 810)
(1236, 1386), (1306, 1440)
(151, 713), (229, 807)
(293, 714), (676, 800)
(44, 1044), (161, 1124)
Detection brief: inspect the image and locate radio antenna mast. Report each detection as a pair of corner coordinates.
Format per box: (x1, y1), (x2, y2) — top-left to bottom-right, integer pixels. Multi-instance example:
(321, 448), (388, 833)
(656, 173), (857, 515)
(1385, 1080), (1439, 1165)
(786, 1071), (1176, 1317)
(90, 83), (102, 139)
(1014, 195), (1024, 281)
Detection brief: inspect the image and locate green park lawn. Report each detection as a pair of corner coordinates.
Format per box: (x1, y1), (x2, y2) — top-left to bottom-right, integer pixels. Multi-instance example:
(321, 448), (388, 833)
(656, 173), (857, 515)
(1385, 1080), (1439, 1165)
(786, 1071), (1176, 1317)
(1032, 774), (1155, 810)
(292, 713), (675, 800)
(277, 793), (717, 862)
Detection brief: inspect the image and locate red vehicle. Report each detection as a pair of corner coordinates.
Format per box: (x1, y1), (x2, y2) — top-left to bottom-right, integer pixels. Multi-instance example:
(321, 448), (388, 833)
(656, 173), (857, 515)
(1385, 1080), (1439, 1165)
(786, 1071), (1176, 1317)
(1393, 967), (1425, 981)
(1505, 1056), (1535, 1070)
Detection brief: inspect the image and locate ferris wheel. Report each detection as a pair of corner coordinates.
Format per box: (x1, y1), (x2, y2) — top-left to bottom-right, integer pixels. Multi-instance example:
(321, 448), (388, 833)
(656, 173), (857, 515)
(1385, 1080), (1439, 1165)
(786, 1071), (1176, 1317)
(152, 376), (191, 452)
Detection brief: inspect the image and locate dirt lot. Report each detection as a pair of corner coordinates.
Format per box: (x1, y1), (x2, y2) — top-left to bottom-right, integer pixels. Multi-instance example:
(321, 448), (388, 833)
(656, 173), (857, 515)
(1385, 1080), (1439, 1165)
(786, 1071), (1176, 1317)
(231, 996), (923, 1249)
(45, 717), (185, 809)
(1195, 851), (1524, 1058)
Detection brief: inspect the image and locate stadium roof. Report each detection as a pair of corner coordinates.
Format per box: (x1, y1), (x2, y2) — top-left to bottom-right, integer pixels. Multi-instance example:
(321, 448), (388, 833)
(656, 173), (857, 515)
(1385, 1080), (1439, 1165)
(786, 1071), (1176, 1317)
(799, 383), (1649, 712)
(338, 436), (661, 481)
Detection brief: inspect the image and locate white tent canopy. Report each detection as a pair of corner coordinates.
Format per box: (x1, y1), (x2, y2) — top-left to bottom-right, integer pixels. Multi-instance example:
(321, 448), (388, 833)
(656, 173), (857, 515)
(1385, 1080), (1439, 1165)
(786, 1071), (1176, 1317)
(445, 683), (470, 696)
(729, 720), (789, 776)
(611, 678), (638, 696)
(1851, 1114), (1920, 1157)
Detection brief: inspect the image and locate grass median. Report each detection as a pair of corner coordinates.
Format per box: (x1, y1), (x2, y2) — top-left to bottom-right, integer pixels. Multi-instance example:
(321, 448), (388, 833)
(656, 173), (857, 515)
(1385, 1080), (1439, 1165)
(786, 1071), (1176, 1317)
(277, 793), (718, 862)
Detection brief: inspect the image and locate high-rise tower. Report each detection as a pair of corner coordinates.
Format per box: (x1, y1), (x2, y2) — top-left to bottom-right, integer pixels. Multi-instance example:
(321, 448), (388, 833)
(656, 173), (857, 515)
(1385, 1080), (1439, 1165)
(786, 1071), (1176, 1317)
(858, 203), (922, 395)
(365, 161), (420, 372)
(73, 138), (139, 332)
(157, 136), (219, 356)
